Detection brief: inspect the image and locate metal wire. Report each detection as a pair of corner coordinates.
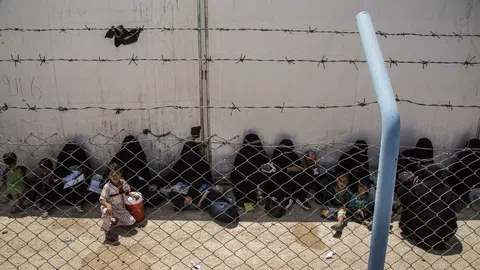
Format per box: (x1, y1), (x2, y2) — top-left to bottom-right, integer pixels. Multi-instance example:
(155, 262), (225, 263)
(1, 54), (478, 69)
(1, 26), (479, 39)
(1, 14), (479, 270)
(0, 132), (478, 269)
(1, 97), (478, 117)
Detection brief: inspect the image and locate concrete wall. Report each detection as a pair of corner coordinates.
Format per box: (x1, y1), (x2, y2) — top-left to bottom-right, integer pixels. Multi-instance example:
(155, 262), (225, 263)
(208, 0), (480, 174)
(0, 0), (479, 176)
(0, 0), (201, 170)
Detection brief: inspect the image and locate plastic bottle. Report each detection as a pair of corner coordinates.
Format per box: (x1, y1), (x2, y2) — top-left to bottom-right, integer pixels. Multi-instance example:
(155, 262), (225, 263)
(257, 186), (264, 206)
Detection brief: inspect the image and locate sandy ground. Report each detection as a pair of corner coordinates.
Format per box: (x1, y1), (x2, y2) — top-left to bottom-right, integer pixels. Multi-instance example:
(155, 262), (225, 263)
(0, 200), (479, 270)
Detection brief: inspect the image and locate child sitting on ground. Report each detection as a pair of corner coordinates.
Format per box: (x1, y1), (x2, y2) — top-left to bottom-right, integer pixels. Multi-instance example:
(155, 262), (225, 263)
(318, 172), (353, 232)
(0, 153), (28, 214)
(349, 178), (375, 230)
(100, 162), (139, 243)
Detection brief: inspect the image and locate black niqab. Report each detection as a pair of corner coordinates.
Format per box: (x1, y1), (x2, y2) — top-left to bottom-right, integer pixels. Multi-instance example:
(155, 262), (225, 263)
(54, 143), (92, 179)
(272, 139), (301, 169)
(398, 138), (434, 174)
(165, 141), (213, 191)
(230, 134), (269, 203)
(413, 138), (434, 161)
(111, 135), (151, 193)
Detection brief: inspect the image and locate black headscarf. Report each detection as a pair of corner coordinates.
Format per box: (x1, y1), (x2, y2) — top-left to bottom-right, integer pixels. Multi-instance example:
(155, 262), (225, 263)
(272, 139), (301, 169)
(54, 143), (92, 179)
(233, 134), (269, 171)
(111, 135), (151, 192)
(164, 141), (213, 191)
(413, 138), (434, 161)
(337, 140), (370, 182)
(448, 138), (480, 202)
(230, 134), (269, 203)
(398, 138), (434, 174)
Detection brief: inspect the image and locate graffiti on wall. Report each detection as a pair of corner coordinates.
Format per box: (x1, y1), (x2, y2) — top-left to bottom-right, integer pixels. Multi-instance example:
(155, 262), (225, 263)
(1, 74), (43, 100)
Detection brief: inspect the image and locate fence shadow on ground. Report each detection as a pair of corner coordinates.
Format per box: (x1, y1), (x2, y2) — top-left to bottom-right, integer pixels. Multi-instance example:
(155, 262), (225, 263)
(1, 197), (477, 269)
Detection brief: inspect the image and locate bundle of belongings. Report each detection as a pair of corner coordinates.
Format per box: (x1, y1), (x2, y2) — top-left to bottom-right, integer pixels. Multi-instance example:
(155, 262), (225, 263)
(168, 183), (239, 223)
(105, 25), (143, 47)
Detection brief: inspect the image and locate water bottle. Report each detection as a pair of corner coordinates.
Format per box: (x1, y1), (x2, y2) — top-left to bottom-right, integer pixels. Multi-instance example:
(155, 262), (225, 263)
(470, 189), (480, 211)
(257, 186), (264, 206)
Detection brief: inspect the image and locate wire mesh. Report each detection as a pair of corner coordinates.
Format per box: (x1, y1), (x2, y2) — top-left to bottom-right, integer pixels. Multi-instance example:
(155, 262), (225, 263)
(0, 132), (479, 270)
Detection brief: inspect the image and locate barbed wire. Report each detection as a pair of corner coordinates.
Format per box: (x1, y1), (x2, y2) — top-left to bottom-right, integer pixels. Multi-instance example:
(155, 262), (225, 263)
(1, 26), (479, 39)
(1, 54), (478, 69)
(0, 97), (479, 116)
(0, 26), (198, 32)
(0, 54), (199, 66)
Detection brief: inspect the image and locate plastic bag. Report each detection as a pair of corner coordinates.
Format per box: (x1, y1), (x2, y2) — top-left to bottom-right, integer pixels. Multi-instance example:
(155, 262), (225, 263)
(470, 189), (480, 211)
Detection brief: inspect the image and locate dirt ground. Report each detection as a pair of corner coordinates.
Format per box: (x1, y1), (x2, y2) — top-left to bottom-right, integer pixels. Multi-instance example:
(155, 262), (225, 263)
(0, 201), (479, 270)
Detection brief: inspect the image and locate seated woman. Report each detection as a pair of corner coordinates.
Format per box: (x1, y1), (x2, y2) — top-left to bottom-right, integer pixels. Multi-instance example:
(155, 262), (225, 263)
(151, 141), (213, 209)
(397, 137), (434, 175)
(230, 134), (269, 211)
(396, 166), (464, 250)
(302, 151), (328, 204)
(53, 142), (93, 213)
(448, 139), (480, 203)
(269, 139), (310, 211)
(110, 135), (153, 203)
(336, 140), (371, 190)
(260, 161), (290, 218)
(37, 159), (62, 217)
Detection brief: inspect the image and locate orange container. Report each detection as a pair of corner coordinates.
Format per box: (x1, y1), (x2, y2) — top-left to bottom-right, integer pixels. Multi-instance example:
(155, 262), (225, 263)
(125, 192), (145, 223)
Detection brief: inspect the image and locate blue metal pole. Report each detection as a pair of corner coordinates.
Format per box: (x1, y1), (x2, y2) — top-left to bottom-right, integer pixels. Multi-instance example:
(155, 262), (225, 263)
(356, 12), (401, 270)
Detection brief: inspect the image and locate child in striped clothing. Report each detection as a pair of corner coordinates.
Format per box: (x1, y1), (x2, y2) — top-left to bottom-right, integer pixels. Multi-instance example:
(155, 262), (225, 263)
(100, 162), (139, 243)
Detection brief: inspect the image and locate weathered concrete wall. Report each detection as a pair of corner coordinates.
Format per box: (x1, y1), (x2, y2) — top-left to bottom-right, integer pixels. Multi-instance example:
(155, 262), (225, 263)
(1, 0), (479, 176)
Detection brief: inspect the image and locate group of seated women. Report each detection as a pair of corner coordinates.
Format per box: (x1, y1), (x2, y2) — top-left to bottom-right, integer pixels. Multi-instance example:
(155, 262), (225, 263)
(16, 143), (97, 217)
(394, 137), (479, 250)
(11, 133), (480, 251)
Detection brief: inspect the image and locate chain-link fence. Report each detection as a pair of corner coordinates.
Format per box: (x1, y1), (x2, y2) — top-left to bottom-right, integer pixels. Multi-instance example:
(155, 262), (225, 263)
(0, 132), (479, 269)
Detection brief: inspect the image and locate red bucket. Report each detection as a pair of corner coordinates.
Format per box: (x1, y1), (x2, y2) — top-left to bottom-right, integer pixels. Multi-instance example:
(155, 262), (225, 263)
(125, 192), (145, 223)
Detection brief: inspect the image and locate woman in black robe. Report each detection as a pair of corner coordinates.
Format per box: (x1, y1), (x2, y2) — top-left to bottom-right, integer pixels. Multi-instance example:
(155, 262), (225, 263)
(37, 159), (62, 217)
(336, 140), (371, 189)
(269, 139), (311, 210)
(111, 135), (151, 195)
(396, 166), (464, 250)
(230, 134), (269, 206)
(448, 139), (480, 203)
(53, 143), (93, 213)
(153, 141), (213, 211)
(161, 141), (213, 193)
(398, 138), (434, 175)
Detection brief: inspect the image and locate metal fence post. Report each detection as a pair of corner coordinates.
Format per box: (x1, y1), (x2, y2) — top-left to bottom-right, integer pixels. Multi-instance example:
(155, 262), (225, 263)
(356, 12), (401, 270)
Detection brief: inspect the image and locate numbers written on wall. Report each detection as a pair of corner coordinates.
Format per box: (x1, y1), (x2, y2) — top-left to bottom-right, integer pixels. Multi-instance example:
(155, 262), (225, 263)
(1, 74), (43, 100)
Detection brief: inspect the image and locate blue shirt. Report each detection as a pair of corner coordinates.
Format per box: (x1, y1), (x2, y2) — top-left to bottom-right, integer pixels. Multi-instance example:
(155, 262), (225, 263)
(349, 192), (374, 211)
